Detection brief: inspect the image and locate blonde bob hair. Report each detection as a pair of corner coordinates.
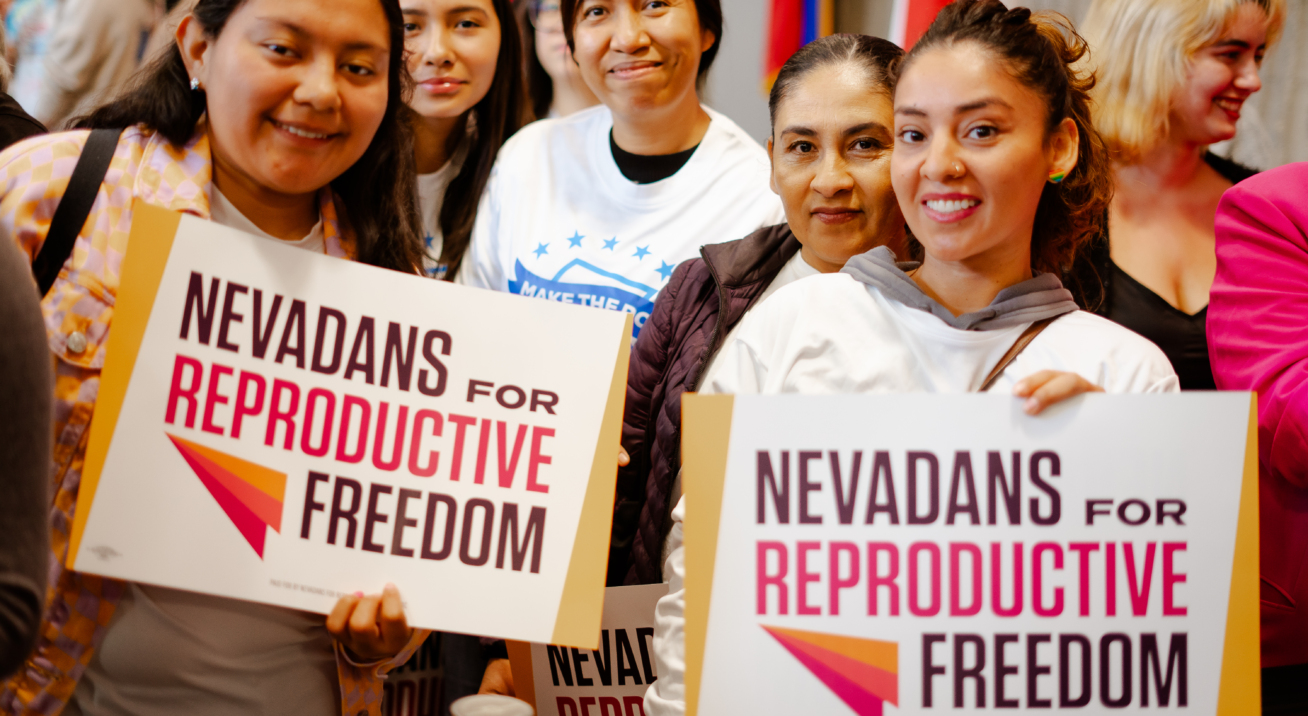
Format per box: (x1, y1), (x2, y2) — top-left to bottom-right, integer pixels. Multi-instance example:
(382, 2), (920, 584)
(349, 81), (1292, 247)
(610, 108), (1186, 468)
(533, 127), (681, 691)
(1080, 0), (1285, 163)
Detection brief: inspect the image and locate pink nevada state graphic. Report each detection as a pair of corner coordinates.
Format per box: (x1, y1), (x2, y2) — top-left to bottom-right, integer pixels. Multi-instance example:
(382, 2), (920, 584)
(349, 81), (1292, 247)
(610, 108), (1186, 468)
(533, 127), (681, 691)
(167, 434), (287, 558)
(762, 625), (898, 716)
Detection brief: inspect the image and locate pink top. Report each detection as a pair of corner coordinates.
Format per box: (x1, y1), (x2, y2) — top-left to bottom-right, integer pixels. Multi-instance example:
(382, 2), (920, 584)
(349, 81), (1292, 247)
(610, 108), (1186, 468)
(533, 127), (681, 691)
(1209, 161), (1308, 668)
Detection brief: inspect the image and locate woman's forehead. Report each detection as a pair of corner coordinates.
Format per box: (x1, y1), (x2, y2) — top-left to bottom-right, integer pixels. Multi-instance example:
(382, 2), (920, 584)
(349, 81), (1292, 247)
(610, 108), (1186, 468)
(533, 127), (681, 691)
(895, 44), (1042, 116)
(777, 69), (892, 128)
(232, 0), (391, 51)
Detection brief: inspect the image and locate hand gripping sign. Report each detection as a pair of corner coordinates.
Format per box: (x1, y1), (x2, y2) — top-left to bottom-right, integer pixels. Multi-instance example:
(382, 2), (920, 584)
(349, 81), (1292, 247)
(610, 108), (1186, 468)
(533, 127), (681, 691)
(682, 393), (1259, 714)
(68, 202), (631, 647)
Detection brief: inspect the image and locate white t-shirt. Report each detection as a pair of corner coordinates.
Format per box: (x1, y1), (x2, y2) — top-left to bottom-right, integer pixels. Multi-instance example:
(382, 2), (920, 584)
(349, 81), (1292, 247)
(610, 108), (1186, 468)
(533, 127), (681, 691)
(418, 145), (467, 280)
(645, 274), (1180, 716)
(456, 104), (784, 339)
(696, 250), (819, 392)
(68, 189), (338, 716)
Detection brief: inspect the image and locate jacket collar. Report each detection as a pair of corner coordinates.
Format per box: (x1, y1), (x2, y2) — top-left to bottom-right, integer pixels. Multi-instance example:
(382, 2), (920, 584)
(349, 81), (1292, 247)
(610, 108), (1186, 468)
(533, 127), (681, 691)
(132, 122), (354, 259)
(700, 222), (800, 289)
(699, 222), (802, 354)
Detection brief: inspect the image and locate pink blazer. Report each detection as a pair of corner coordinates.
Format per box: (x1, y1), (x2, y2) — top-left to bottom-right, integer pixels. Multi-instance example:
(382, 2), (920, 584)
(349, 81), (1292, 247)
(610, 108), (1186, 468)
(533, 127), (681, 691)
(1209, 161), (1308, 668)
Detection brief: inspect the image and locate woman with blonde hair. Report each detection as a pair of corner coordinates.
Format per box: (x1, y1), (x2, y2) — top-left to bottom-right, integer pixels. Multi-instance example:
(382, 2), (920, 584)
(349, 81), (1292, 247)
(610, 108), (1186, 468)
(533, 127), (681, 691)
(1072, 0), (1284, 390)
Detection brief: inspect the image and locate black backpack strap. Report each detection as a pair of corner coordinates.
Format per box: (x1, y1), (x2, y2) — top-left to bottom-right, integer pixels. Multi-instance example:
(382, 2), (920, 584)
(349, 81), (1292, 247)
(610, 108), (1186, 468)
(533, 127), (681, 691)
(31, 127), (125, 297)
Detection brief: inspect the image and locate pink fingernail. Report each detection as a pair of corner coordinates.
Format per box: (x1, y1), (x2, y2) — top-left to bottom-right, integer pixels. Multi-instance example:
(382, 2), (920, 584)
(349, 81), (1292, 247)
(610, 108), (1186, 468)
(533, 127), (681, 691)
(353, 591), (364, 598)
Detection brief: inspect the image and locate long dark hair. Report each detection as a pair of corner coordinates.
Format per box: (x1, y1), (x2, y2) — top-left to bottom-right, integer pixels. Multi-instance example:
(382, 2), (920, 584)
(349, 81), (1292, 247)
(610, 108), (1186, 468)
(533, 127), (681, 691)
(76, 0), (424, 274)
(435, 0), (527, 278)
(893, 0), (1112, 280)
(515, 0), (551, 120)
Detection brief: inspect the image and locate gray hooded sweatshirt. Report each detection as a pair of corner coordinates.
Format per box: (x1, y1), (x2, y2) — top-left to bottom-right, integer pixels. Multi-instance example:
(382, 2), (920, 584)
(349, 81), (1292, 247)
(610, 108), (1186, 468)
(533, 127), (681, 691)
(840, 246), (1078, 331)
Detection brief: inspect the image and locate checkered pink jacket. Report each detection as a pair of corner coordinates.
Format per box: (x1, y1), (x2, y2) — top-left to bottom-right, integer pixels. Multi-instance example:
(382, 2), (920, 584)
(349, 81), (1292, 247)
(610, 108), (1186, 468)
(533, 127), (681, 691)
(0, 124), (427, 716)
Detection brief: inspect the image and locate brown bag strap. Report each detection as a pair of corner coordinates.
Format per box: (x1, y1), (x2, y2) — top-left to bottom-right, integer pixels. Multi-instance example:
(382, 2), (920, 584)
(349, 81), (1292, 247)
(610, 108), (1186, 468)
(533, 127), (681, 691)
(978, 316), (1060, 392)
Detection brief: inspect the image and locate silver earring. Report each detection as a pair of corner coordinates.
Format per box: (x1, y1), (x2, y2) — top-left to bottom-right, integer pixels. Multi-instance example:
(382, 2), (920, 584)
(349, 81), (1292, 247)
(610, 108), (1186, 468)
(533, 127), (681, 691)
(190, 77), (201, 91)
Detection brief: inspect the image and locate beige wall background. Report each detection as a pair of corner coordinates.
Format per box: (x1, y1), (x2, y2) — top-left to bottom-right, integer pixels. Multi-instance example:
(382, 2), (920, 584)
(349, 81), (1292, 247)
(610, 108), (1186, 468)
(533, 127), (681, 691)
(706, 0), (1307, 169)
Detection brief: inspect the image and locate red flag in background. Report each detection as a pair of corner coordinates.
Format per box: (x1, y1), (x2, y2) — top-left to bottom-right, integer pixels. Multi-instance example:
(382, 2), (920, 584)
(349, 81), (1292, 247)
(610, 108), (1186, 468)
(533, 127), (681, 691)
(764, 0), (834, 91)
(890, 0), (953, 50)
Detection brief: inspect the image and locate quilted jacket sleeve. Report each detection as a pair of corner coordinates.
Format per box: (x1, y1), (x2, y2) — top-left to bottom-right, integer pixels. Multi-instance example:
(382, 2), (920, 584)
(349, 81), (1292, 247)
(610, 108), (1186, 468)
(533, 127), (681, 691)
(608, 260), (693, 585)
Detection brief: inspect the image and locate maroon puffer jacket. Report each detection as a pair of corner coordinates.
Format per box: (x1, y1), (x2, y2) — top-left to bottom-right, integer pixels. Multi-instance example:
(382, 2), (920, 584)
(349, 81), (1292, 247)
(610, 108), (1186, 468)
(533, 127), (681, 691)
(609, 224), (800, 585)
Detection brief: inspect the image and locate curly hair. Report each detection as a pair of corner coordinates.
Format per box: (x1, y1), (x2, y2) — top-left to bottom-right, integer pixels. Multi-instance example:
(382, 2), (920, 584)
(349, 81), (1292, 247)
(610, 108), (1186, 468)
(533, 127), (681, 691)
(894, 0), (1113, 283)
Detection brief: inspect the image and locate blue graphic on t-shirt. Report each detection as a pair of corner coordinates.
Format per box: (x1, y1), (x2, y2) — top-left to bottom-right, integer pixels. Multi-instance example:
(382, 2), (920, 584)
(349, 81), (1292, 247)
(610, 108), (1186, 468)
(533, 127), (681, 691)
(509, 259), (657, 338)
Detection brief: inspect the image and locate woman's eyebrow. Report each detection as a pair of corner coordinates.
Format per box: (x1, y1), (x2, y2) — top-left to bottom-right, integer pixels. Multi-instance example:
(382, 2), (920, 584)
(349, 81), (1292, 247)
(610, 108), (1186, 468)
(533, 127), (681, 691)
(954, 97), (1012, 114)
(256, 18), (388, 53)
(1212, 39), (1264, 51)
(843, 121), (890, 136)
(401, 9), (429, 17)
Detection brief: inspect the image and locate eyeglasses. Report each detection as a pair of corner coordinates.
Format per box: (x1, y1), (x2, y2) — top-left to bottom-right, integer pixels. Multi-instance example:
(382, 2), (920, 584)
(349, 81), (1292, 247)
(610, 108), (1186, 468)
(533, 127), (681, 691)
(527, 1), (562, 29)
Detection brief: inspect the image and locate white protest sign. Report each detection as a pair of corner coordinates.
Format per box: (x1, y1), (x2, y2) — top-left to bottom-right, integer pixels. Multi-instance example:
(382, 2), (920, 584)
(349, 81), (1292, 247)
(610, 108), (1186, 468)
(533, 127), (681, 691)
(510, 584), (668, 716)
(69, 203), (630, 646)
(683, 393), (1258, 714)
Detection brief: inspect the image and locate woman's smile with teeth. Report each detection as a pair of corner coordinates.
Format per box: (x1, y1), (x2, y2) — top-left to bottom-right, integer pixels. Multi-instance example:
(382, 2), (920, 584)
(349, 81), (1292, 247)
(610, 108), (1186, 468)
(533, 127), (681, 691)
(273, 120), (330, 139)
(1213, 97), (1243, 112)
(926, 198), (980, 213)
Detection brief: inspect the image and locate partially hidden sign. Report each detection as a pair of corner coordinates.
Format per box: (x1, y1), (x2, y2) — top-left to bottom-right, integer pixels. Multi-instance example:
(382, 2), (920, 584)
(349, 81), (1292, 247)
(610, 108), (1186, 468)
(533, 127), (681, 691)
(682, 393), (1258, 714)
(509, 584), (668, 716)
(68, 202), (631, 647)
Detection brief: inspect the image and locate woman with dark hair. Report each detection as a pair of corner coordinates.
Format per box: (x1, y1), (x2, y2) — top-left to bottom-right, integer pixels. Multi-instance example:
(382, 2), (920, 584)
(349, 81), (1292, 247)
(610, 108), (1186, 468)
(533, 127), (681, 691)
(403, 0), (527, 279)
(612, 33), (907, 592)
(0, 0), (427, 713)
(515, 0), (599, 120)
(647, 2), (1179, 713)
(456, 0), (783, 343)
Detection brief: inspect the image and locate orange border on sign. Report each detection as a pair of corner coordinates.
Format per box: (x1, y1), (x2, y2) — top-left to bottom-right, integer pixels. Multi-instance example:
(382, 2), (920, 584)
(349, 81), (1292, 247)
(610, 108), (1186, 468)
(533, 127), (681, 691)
(1217, 393), (1261, 714)
(505, 640), (537, 711)
(550, 313), (633, 648)
(681, 393), (734, 716)
(67, 201), (182, 568)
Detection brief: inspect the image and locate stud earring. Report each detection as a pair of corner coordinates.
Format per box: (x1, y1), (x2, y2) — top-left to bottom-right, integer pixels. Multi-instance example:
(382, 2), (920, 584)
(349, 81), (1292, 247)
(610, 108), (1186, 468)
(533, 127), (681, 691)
(190, 77), (202, 91)
(1049, 171), (1066, 184)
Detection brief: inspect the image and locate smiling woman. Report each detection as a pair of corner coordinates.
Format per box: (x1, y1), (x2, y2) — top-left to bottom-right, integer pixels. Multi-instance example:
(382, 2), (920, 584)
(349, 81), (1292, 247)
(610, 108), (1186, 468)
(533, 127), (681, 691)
(647, 7), (1182, 713)
(401, 0), (525, 280)
(456, 0), (783, 341)
(1071, 0), (1286, 390)
(0, 0), (430, 713)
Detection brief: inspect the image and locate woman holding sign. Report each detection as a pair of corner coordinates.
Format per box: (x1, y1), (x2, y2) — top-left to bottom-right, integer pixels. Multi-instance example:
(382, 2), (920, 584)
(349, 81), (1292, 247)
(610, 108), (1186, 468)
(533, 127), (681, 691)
(455, 0), (784, 340)
(401, 0), (527, 279)
(0, 0), (427, 713)
(646, 2), (1179, 713)
(611, 34), (908, 589)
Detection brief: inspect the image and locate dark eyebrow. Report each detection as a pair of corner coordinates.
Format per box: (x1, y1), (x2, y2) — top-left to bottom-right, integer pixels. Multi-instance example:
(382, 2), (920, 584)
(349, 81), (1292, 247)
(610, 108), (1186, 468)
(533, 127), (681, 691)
(778, 121), (891, 137)
(894, 107), (927, 117)
(401, 9), (428, 16)
(843, 121), (891, 137)
(955, 98), (1012, 114)
(256, 18), (388, 53)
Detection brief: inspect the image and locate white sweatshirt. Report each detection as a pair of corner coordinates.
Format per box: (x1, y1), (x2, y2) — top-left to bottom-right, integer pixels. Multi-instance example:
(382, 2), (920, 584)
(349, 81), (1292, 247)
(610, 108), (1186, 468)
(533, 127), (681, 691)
(644, 272), (1179, 716)
(456, 105), (784, 338)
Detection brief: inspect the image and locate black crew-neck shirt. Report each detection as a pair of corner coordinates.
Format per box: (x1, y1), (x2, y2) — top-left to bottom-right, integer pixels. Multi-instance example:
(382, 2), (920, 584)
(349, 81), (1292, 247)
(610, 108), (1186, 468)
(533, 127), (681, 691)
(609, 131), (699, 184)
